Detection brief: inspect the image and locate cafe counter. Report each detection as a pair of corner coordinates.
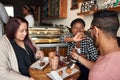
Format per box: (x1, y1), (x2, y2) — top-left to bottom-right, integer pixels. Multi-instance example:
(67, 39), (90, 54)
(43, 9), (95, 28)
(36, 43), (68, 56)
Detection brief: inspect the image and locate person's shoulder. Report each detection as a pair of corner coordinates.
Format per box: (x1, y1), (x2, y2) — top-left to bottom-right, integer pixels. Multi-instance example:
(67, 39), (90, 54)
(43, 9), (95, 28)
(0, 35), (7, 43)
(27, 15), (34, 19)
(104, 51), (120, 62)
(25, 15), (33, 20)
(25, 15), (30, 18)
(110, 51), (120, 57)
(27, 14), (33, 17)
(82, 37), (93, 42)
(86, 37), (92, 40)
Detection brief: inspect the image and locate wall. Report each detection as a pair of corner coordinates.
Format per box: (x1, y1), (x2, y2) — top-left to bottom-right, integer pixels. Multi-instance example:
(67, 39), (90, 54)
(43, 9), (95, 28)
(42, 0), (84, 28)
(42, 0), (120, 37)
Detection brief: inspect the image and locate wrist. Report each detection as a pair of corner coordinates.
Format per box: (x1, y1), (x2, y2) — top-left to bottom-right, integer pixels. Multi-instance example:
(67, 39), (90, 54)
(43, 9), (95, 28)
(72, 37), (75, 42)
(76, 55), (79, 61)
(35, 54), (39, 59)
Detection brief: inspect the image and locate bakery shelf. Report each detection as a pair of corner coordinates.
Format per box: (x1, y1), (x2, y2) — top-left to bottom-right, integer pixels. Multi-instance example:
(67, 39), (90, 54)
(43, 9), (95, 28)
(77, 6), (120, 15)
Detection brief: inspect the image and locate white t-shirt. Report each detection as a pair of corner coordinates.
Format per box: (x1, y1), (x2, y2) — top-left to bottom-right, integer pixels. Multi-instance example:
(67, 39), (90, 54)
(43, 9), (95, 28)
(75, 46), (81, 54)
(25, 14), (34, 27)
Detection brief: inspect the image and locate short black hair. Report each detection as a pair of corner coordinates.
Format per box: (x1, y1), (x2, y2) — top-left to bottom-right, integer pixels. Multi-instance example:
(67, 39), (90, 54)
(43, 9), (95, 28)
(70, 18), (85, 28)
(91, 9), (119, 38)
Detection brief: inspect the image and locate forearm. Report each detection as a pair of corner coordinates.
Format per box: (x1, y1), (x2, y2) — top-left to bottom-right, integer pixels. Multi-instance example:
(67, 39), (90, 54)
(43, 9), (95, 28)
(64, 37), (74, 42)
(77, 55), (95, 69)
(64, 32), (85, 42)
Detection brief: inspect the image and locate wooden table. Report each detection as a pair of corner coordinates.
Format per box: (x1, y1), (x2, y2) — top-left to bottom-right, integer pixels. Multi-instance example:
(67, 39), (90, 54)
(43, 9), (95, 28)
(29, 62), (80, 80)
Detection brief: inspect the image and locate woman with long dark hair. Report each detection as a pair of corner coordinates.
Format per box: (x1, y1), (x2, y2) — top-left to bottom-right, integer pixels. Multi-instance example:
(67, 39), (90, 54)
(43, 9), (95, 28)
(0, 16), (44, 80)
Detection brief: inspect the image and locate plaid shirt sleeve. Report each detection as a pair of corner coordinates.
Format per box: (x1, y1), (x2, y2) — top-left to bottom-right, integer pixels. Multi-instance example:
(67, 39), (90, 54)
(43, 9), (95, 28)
(67, 42), (75, 55)
(80, 37), (99, 61)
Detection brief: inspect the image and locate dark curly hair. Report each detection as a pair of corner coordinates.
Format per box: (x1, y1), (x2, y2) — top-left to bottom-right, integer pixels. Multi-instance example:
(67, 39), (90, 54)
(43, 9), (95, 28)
(70, 18), (85, 28)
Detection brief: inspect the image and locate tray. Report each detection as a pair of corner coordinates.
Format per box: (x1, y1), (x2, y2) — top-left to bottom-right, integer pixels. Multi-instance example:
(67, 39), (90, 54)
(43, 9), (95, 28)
(47, 66), (79, 80)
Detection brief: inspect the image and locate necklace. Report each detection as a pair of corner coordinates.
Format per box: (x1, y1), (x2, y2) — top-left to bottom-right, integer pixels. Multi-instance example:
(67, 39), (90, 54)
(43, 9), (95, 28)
(24, 47), (30, 55)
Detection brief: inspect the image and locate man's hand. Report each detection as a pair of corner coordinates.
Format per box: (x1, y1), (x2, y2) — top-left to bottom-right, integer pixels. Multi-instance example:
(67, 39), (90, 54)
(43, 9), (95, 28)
(29, 77), (35, 80)
(70, 51), (79, 60)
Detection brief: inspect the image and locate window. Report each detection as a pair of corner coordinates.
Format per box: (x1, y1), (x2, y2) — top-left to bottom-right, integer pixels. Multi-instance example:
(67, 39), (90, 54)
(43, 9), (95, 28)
(5, 6), (14, 17)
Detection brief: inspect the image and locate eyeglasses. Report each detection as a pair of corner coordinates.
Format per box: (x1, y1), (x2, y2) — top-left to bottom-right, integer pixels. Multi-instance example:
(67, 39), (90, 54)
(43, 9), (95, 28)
(87, 27), (94, 33)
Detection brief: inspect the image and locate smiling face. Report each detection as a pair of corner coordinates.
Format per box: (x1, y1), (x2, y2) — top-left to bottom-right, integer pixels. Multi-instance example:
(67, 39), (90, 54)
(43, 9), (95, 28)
(15, 22), (28, 41)
(72, 22), (85, 36)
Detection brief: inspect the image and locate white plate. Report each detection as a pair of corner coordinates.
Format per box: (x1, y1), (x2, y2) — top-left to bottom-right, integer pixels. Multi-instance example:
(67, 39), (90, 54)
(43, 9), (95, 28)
(47, 71), (63, 80)
(47, 66), (79, 79)
(30, 57), (49, 70)
(60, 56), (70, 64)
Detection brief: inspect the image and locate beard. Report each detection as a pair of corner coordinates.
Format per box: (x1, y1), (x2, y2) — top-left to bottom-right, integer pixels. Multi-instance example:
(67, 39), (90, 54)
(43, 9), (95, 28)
(91, 33), (99, 48)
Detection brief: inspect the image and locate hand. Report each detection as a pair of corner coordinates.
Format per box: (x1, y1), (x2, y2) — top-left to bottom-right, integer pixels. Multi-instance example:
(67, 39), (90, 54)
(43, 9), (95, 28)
(73, 32), (86, 42)
(71, 48), (78, 53)
(29, 77), (35, 80)
(70, 51), (79, 60)
(36, 50), (44, 59)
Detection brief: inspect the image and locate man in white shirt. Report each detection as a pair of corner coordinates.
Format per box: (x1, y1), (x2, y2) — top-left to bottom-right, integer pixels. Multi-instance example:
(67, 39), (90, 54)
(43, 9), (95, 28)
(0, 2), (9, 36)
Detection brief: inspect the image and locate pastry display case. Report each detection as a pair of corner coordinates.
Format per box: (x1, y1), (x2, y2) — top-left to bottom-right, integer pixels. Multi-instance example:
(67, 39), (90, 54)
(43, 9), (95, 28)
(29, 26), (70, 56)
(29, 26), (70, 44)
